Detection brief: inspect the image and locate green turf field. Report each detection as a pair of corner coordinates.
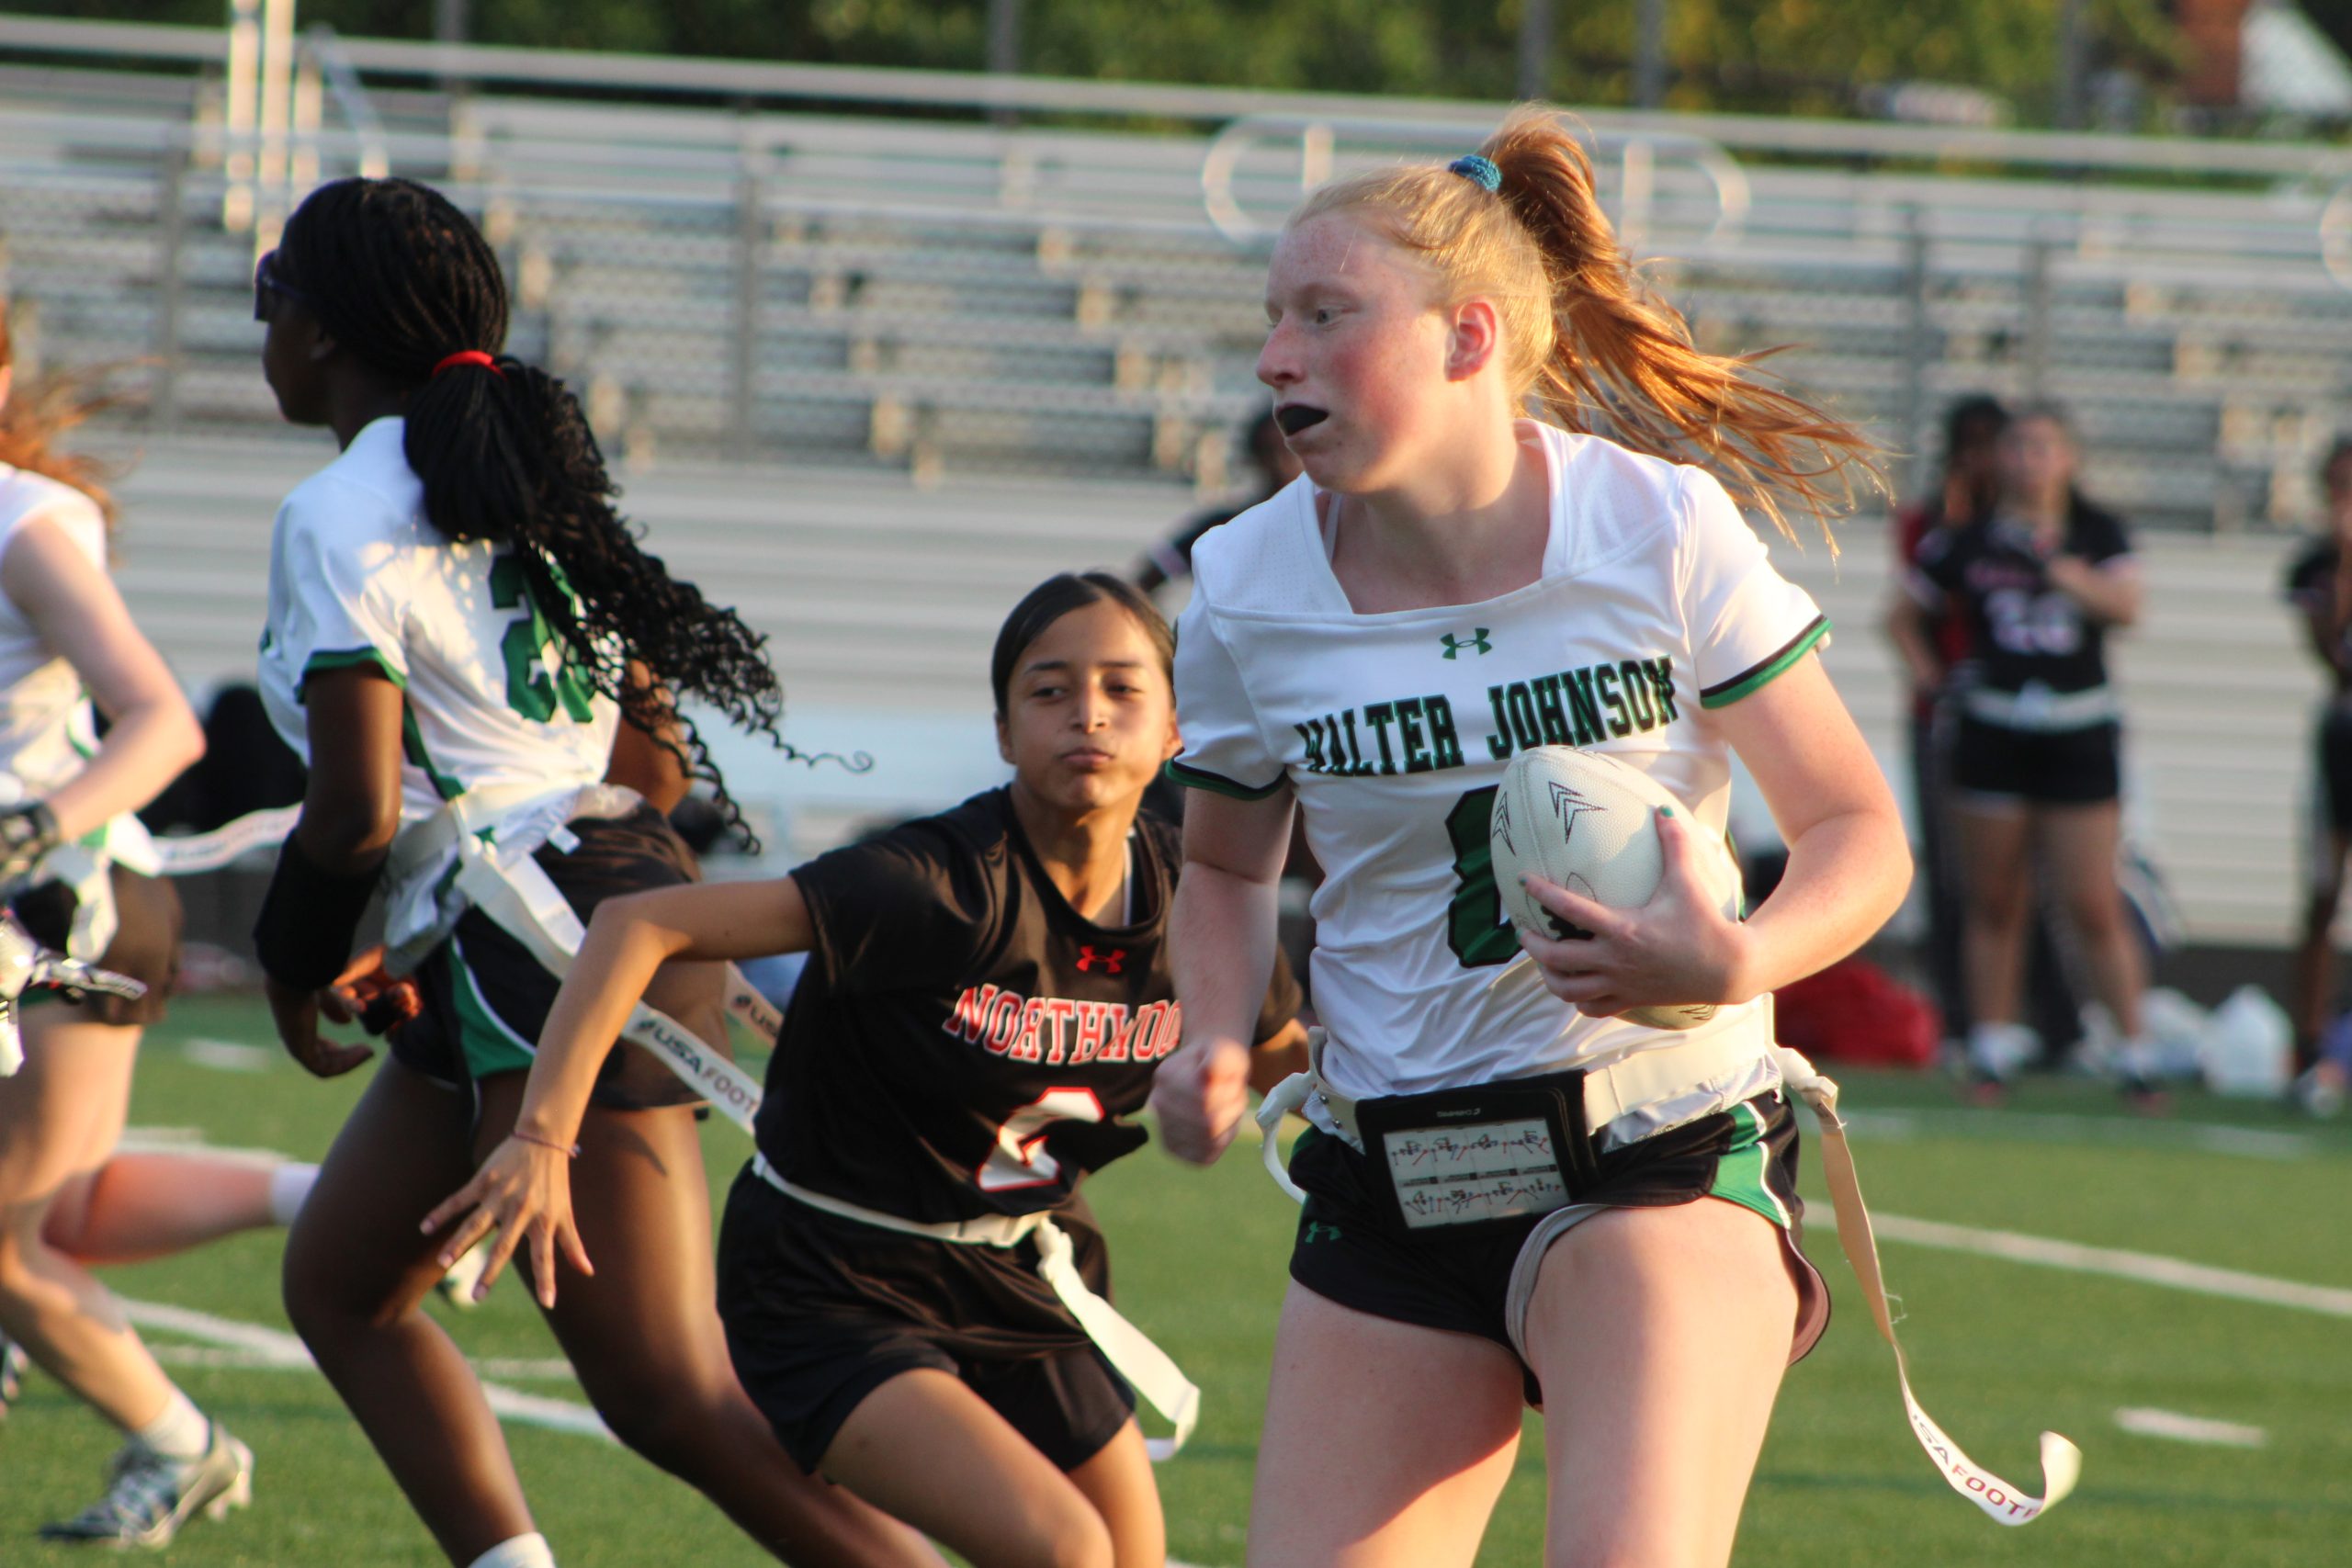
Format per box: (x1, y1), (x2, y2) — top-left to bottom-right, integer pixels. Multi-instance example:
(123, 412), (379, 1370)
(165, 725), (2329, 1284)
(4, 994), (2347, 1565)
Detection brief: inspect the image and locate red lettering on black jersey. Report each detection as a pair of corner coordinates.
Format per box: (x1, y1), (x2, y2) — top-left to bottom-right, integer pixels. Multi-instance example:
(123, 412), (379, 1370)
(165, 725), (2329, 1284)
(1075, 946), (1126, 974)
(1010, 997), (1048, 1063)
(944, 984), (997, 1045)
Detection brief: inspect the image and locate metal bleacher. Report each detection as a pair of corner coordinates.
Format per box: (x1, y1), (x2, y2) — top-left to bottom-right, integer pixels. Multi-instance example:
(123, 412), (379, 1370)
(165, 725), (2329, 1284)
(3, 18), (2348, 942)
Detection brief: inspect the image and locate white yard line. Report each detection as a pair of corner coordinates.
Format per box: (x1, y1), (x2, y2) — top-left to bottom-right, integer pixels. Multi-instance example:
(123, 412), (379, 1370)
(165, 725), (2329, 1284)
(2113, 1407), (2268, 1448)
(1873, 1213), (2352, 1318)
(121, 1298), (613, 1442)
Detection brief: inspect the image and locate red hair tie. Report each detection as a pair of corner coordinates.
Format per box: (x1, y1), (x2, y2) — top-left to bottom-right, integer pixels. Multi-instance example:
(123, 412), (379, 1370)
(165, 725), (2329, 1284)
(432, 350), (501, 379)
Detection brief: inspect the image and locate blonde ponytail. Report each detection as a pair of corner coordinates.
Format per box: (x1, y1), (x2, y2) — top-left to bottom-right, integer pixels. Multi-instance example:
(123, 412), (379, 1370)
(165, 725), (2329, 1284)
(1295, 105), (1883, 544)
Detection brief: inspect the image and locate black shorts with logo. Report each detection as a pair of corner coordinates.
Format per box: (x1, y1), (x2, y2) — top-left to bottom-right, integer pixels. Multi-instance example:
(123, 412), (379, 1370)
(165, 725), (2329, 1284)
(1285, 1089), (1826, 1406)
(390, 805), (728, 1111)
(715, 1168), (1135, 1474)
(14, 864), (180, 1028)
(1950, 716), (2120, 807)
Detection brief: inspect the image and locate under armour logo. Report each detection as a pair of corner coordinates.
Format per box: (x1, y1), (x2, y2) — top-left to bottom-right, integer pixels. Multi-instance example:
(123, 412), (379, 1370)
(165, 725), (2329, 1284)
(1075, 946), (1126, 974)
(1439, 628), (1492, 660)
(1302, 1221), (1343, 1244)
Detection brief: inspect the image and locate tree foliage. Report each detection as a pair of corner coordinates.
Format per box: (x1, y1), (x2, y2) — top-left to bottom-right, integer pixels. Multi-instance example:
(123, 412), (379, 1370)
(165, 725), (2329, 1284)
(16, 0), (2184, 125)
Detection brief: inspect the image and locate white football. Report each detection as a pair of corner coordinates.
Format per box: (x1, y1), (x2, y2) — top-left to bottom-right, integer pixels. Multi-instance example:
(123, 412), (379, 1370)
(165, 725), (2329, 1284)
(1488, 746), (1743, 1031)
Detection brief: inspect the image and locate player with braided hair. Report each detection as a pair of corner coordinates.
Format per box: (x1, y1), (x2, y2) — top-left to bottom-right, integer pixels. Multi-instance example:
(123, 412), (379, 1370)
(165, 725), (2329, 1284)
(253, 178), (933, 1568)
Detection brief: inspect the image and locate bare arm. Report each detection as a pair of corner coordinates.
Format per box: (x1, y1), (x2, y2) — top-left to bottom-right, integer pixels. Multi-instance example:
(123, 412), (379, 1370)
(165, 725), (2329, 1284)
(1249, 1018), (1312, 1096)
(422, 874), (814, 1306)
(3, 516), (203, 840)
(605, 661), (690, 813)
(512, 877), (813, 1151)
(1521, 654), (1911, 1013)
(1149, 786), (1294, 1163)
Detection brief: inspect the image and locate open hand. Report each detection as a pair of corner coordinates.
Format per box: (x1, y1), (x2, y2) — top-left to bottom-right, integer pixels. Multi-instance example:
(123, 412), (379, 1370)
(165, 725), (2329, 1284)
(1514, 807), (1752, 1019)
(421, 1135), (593, 1311)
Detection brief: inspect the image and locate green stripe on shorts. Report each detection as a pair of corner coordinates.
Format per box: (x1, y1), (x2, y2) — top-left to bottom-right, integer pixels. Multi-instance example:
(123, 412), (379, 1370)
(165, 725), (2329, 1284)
(448, 938), (537, 1079)
(1708, 1098), (1793, 1229)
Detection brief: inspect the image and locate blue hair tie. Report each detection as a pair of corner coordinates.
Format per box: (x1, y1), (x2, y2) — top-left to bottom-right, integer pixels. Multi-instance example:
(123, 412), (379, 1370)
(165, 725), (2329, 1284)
(1449, 154), (1501, 193)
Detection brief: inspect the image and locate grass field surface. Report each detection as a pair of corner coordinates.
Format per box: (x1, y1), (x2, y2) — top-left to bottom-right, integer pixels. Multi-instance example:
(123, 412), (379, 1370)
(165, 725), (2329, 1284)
(3, 995), (2347, 1565)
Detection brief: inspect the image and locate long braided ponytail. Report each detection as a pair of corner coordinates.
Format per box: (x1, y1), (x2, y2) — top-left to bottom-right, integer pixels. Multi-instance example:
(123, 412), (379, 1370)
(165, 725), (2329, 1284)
(277, 177), (806, 840)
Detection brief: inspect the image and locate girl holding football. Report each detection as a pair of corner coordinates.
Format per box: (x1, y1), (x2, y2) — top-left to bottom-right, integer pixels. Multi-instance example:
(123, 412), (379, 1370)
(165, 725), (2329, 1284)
(0, 303), (330, 1547)
(1148, 108), (1909, 1567)
(253, 177), (932, 1568)
(425, 572), (1307, 1568)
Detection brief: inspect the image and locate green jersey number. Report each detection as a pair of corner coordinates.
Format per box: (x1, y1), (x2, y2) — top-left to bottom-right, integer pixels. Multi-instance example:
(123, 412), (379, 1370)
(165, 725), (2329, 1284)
(489, 555), (597, 724)
(1443, 785), (1517, 967)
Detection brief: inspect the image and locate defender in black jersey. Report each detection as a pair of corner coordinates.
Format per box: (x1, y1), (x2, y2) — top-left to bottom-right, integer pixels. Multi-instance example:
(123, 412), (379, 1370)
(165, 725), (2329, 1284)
(430, 573), (1305, 1568)
(2284, 439), (2352, 1105)
(1892, 405), (2155, 1099)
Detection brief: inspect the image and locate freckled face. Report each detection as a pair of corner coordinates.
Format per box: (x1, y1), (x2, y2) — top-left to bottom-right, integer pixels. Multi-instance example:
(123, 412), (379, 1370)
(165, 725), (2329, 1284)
(1256, 213), (1454, 496)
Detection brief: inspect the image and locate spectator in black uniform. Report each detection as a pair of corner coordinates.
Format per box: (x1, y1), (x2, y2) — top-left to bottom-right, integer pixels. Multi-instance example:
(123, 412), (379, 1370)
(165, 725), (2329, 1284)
(1889, 404), (2157, 1102)
(429, 572), (1307, 1568)
(2284, 437), (2352, 1115)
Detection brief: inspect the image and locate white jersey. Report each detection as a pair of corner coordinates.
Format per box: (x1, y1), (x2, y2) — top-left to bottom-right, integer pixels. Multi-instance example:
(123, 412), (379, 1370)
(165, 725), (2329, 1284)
(259, 417), (619, 949)
(1172, 422), (1827, 1118)
(0, 465), (107, 796)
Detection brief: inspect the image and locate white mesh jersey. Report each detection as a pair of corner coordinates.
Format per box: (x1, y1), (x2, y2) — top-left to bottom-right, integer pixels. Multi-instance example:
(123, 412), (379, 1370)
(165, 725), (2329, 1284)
(1172, 422), (1828, 1111)
(258, 418), (618, 827)
(0, 465), (107, 795)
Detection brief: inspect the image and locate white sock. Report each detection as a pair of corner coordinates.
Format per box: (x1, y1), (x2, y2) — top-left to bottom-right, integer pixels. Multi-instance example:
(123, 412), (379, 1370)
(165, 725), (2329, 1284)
(132, 1388), (210, 1461)
(468, 1534), (557, 1568)
(267, 1162), (320, 1227)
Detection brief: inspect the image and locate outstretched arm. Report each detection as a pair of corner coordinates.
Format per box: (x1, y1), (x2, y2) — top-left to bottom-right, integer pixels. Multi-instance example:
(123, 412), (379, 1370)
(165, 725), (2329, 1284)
(422, 874), (814, 1305)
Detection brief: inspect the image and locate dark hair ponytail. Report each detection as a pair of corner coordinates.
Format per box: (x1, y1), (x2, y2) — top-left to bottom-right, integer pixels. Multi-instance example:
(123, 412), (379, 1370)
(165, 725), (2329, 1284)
(278, 176), (808, 840)
(989, 572), (1172, 716)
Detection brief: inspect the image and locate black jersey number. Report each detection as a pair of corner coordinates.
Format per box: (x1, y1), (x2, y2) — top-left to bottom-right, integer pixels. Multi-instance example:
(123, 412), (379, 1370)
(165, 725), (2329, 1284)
(1443, 786), (1517, 967)
(977, 1087), (1105, 1192)
(490, 555), (598, 724)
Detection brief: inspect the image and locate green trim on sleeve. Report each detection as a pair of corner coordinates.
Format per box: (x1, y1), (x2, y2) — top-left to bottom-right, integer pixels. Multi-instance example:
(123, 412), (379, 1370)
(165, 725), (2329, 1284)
(1165, 757), (1284, 801)
(1699, 617), (1830, 711)
(298, 647), (406, 701)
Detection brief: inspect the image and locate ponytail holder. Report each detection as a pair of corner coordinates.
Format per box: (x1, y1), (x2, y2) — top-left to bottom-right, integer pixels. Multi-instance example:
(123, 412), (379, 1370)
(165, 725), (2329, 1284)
(1448, 154), (1502, 193)
(432, 350), (501, 379)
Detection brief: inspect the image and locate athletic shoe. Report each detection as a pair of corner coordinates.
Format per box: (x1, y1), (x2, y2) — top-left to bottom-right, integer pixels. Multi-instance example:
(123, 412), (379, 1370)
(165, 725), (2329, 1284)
(0, 1329), (24, 1416)
(2119, 1075), (2173, 1117)
(436, 1242), (492, 1311)
(39, 1421), (253, 1547)
(2294, 1064), (2347, 1120)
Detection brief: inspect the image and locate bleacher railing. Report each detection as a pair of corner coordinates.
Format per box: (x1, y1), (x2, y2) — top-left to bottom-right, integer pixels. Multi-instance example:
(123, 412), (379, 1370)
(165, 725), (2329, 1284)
(10, 16), (2352, 525)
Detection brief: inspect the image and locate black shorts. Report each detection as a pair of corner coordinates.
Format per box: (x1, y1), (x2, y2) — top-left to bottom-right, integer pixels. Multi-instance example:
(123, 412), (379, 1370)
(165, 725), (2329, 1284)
(13, 864), (180, 1028)
(1950, 715), (2120, 807)
(716, 1168), (1135, 1474)
(1286, 1089), (1828, 1407)
(2317, 705), (2352, 838)
(390, 805), (728, 1111)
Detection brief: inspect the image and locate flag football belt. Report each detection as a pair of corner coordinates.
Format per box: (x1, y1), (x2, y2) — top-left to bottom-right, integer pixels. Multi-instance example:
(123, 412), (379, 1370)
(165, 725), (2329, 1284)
(749, 1155), (1200, 1461)
(429, 807), (1198, 1461)
(1254, 1039), (2082, 1527)
(1961, 682), (2120, 733)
